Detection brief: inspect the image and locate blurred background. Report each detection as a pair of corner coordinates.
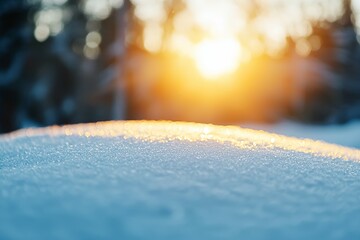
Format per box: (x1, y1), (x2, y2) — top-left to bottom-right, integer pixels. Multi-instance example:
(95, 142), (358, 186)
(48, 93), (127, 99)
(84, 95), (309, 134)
(1, 0), (360, 137)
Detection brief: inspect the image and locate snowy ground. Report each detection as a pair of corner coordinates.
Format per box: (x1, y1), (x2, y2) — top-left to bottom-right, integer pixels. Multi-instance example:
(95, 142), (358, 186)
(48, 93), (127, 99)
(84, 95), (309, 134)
(243, 120), (360, 149)
(1, 121), (360, 240)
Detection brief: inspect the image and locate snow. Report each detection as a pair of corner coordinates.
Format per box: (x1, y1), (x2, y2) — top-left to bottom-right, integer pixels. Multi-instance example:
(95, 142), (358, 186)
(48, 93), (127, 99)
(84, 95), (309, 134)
(243, 120), (360, 149)
(1, 121), (360, 240)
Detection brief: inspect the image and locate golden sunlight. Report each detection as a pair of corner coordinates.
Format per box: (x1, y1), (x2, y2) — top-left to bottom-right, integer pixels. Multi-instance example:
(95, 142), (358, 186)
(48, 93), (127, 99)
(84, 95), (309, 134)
(193, 38), (242, 79)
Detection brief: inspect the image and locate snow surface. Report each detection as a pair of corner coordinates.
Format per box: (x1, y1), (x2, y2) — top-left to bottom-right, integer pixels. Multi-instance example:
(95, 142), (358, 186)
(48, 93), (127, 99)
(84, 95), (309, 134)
(243, 120), (360, 149)
(1, 121), (360, 240)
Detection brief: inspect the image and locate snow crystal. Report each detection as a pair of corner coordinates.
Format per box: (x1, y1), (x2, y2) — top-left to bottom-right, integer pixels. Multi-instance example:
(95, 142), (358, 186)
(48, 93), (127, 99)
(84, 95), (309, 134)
(1, 121), (360, 240)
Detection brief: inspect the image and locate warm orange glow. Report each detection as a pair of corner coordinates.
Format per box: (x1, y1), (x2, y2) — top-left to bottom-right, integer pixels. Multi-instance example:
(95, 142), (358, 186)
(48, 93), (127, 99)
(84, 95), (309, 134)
(128, 0), (345, 123)
(193, 38), (242, 79)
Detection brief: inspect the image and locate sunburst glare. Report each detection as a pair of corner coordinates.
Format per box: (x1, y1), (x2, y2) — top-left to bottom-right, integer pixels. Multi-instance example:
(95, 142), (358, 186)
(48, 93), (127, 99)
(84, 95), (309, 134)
(193, 38), (242, 79)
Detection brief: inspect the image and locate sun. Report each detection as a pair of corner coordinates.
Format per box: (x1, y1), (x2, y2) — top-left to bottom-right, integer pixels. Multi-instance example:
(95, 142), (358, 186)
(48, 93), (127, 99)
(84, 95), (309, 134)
(193, 38), (242, 79)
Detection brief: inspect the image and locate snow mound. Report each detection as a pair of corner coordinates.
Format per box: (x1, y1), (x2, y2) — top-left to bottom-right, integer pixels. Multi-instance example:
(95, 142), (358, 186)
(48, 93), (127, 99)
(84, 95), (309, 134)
(1, 121), (360, 240)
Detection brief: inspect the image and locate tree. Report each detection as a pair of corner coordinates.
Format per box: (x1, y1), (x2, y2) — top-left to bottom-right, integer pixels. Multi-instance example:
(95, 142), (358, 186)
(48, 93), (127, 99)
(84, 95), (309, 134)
(0, 0), (131, 133)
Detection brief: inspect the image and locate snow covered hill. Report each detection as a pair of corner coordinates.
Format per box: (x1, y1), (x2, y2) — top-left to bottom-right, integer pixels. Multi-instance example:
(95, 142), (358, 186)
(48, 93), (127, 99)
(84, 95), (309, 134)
(1, 121), (360, 240)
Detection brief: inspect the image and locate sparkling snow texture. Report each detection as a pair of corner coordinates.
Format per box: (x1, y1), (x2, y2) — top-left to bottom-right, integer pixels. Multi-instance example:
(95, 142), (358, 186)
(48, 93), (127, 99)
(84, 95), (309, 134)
(1, 121), (360, 240)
